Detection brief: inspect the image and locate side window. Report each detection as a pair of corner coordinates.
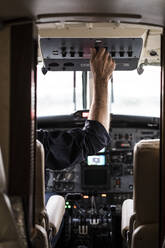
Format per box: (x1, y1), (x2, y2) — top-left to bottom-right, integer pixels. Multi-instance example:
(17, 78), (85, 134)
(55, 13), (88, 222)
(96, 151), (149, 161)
(111, 66), (160, 117)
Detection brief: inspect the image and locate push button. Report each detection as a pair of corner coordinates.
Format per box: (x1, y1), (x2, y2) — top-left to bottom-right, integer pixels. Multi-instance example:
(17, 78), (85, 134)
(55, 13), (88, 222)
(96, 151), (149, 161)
(129, 184), (133, 190)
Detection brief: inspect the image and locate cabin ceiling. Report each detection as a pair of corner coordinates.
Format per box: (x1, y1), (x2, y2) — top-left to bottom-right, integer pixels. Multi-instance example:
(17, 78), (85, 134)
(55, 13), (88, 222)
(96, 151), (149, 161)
(1, 1), (163, 68)
(38, 23), (162, 67)
(1, 0), (165, 27)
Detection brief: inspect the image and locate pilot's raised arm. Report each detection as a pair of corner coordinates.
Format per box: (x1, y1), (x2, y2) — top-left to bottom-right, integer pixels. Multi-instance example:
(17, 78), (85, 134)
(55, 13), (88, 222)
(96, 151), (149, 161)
(88, 48), (115, 131)
(37, 48), (115, 170)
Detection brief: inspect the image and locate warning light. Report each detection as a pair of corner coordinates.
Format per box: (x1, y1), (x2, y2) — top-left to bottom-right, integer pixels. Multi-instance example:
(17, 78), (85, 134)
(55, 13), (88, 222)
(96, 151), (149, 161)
(101, 194), (107, 198)
(121, 143), (130, 148)
(82, 112), (89, 118)
(65, 203), (72, 209)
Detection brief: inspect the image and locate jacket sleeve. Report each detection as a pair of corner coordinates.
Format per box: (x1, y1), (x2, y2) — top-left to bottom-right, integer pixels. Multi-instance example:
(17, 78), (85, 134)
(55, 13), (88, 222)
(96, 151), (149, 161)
(37, 120), (110, 170)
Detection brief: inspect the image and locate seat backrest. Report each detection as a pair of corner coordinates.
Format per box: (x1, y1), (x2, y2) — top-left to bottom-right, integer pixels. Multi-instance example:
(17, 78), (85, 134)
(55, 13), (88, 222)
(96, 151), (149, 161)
(0, 148), (24, 247)
(121, 139), (159, 248)
(133, 139), (159, 227)
(35, 140), (46, 228)
(35, 140), (65, 244)
(0, 148), (6, 194)
(162, 237), (165, 248)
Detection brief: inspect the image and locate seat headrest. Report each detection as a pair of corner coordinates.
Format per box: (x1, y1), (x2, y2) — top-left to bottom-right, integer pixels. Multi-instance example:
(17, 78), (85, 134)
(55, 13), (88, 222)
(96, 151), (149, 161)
(0, 148), (6, 193)
(134, 139), (159, 225)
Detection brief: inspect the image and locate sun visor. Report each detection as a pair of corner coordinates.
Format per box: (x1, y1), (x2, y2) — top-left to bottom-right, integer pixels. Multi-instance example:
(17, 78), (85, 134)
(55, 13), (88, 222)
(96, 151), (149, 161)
(40, 38), (143, 72)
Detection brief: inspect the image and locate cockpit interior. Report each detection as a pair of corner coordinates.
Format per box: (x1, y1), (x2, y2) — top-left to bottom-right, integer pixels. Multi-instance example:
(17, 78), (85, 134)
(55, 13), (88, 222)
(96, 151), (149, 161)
(35, 23), (161, 248)
(0, 2), (165, 248)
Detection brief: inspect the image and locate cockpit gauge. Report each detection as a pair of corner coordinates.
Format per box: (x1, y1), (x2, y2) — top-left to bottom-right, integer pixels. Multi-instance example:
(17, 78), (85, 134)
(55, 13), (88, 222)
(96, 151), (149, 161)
(54, 172), (64, 181)
(64, 172), (74, 181)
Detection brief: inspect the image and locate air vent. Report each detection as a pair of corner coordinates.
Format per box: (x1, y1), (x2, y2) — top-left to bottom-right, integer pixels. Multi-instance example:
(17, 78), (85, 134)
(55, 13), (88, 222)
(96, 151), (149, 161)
(49, 62), (59, 67)
(63, 62), (74, 67)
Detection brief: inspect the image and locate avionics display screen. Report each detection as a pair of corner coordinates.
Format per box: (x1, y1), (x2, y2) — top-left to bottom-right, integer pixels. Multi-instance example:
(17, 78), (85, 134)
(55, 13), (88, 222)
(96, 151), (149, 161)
(82, 168), (108, 188)
(87, 155), (105, 166)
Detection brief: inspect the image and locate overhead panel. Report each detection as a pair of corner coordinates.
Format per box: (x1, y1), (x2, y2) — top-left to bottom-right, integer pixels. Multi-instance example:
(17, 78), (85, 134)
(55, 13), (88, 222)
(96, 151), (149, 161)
(40, 38), (143, 72)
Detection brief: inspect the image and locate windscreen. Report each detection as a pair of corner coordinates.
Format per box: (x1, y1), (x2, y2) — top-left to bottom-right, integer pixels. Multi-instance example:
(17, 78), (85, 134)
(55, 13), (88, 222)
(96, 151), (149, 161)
(37, 64), (160, 117)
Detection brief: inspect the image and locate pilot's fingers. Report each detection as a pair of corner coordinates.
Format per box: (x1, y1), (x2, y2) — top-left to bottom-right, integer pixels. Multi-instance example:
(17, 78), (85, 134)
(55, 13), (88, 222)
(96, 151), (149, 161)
(110, 58), (116, 70)
(103, 51), (112, 67)
(95, 47), (106, 59)
(90, 48), (97, 61)
(101, 51), (109, 70)
(104, 56), (116, 78)
(106, 52), (115, 67)
(103, 50), (110, 62)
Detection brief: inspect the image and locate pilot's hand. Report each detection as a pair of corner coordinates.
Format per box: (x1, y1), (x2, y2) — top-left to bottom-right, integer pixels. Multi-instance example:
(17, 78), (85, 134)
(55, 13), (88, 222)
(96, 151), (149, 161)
(90, 47), (115, 82)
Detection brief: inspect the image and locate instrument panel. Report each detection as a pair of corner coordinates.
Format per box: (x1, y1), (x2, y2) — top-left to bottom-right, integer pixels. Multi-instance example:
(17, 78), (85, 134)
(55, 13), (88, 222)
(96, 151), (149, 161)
(44, 113), (160, 206)
(40, 113), (160, 247)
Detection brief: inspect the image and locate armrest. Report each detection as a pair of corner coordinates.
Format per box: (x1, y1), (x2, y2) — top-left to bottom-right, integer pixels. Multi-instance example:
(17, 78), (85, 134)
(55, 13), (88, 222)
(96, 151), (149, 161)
(121, 199), (134, 239)
(46, 195), (65, 236)
(31, 224), (49, 248)
(132, 224), (158, 248)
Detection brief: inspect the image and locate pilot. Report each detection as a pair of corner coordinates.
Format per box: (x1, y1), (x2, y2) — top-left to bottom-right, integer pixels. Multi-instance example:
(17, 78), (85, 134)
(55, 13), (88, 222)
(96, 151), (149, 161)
(37, 47), (115, 247)
(37, 48), (115, 173)
(38, 47), (115, 201)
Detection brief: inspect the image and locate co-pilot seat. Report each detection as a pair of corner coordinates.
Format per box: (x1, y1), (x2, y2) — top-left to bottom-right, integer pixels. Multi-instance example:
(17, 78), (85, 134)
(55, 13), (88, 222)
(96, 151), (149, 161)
(34, 140), (65, 247)
(121, 139), (159, 248)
